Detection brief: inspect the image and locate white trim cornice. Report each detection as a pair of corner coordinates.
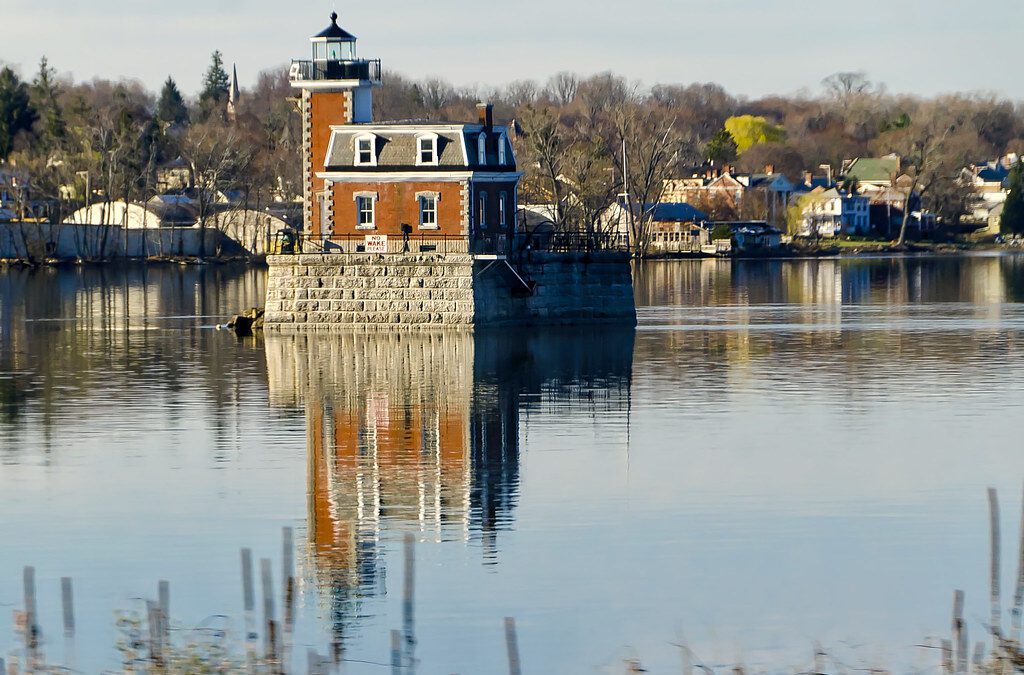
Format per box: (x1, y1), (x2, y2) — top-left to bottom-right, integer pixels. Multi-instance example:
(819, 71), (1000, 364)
(316, 171), (522, 182)
(290, 80), (381, 91)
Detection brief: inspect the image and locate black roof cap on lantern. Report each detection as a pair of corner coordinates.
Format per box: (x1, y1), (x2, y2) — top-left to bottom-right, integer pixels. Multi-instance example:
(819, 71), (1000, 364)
(314, 11), (356, 40)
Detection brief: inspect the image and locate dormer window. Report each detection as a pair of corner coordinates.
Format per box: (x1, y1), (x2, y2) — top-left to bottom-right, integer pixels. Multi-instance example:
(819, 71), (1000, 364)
(354, 135), (376, 166)
(417, 134), (438, 166)
(497, 132), (507, 165)
(477, 133), (487, 165)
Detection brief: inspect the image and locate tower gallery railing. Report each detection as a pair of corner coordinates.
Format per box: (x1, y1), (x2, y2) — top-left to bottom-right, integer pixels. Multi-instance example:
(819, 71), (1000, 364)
(289, 59), (382, 83)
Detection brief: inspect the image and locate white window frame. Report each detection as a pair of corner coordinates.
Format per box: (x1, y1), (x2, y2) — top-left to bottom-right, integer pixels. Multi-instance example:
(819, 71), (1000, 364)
(416, 133), (439, 166)
(497, 132), (507, 165)
(354, 191), (377, 229)
(354, 134), (376, 166)
(416, 191), (440, 230)
(478, 192), (487, 227)
(498, 191), (507, 228)
(477, 132), (487, 165)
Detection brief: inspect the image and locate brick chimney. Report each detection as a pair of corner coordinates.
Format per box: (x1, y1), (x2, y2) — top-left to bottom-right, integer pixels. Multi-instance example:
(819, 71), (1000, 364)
(764, 163), (775, 175)
(477, 102), (493, 129)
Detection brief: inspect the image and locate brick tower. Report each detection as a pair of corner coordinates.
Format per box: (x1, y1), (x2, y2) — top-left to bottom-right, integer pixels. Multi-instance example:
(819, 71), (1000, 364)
(289, 12), (382, 235)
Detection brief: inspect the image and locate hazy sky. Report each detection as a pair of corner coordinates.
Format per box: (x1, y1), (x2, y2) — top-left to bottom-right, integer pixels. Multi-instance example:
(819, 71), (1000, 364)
(3, 1), (1023, 100)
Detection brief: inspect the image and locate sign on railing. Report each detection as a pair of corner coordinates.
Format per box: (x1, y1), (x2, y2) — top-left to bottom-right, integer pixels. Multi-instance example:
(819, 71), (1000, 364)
(364, 234), (388, 253)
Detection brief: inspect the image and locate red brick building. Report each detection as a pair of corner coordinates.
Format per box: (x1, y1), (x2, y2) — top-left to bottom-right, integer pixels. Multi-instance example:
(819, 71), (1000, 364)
(291, 13), (521, 254)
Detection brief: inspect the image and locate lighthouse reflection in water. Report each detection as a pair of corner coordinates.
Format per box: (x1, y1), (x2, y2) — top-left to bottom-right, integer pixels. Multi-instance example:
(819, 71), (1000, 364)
(265, 329), (635, 652)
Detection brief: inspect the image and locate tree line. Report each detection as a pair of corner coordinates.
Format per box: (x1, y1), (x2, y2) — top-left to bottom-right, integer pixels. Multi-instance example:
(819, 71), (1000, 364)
(0, 52), (300, 231)
(3, 59), (1024, 245)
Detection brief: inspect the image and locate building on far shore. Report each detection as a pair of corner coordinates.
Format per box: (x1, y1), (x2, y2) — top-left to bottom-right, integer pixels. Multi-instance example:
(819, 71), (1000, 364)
(797, 187), (870, 237)
(840, 155), (903, 192)
(602, 201), (709, 254)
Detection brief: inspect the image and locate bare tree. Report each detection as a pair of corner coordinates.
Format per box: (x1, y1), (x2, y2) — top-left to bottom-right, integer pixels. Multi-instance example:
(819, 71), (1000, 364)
(419, 78), (455, 114)
(517, 105), (568, 227)
(880, 103), (978, 245)
(181, 119), (253, 258)
(610, 103), (681, 256)
(822, 72), (876, 101)
(545, 72), (579, 107)
(502, 80), (540, 109)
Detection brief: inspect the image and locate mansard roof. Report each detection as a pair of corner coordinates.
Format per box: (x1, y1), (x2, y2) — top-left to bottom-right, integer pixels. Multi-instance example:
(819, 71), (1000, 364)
(323, 124), (517, 172)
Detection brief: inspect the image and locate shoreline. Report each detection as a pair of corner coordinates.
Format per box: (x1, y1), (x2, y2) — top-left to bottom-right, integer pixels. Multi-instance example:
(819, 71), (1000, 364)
(0, 254), (265, 269)
(644, 240), (1023, 261)
(1, 243), (1021, 268)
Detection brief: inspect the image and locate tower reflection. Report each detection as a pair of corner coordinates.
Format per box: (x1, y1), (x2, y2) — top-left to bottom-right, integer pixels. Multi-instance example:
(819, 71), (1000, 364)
(265, 328), (634, 648)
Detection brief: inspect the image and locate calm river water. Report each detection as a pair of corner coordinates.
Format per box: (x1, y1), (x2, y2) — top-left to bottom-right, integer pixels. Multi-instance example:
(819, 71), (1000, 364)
(3, 255), (1024, 673)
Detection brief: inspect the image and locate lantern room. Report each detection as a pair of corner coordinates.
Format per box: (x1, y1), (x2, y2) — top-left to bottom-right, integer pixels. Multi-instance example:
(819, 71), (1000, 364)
(290, 11), (381, 85)
(312, 12), (357, 62)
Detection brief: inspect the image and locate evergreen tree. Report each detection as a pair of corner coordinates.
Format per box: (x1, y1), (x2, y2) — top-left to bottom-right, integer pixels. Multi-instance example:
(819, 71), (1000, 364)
(705, 127), (737, 164)
(0, 67), (37, 160)
(198, 51), (230, 118)
(156, 76), (189, 125)
(31, 57), (66, 152)
(1001, 162), (1024, 235)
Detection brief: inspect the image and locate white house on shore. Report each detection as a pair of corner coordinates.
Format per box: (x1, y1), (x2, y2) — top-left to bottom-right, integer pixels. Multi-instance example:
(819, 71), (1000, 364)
(798, 187), (870, 237)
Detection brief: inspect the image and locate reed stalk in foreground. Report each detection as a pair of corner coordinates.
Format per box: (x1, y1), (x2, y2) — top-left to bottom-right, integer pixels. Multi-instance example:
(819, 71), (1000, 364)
(8, 490), (1024, 674)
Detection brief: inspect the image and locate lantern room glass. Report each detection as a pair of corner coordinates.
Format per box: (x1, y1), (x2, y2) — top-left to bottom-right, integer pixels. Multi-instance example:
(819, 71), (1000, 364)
(315, 40), (355, 62)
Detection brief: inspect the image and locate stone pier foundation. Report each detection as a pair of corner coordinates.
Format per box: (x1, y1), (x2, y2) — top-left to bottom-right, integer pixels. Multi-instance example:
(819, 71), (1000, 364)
(264, 252), (635, 330)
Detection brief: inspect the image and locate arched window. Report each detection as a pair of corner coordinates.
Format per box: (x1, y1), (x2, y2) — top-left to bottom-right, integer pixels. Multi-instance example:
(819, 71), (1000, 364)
(497, 132), (507, 165)
(477, 133), (487, 165)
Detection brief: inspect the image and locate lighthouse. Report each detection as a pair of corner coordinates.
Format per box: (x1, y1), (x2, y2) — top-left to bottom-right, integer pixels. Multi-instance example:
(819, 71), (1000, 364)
(265, 13), (635, 329)
(290, 12), (382, 234)
(289, 12), (521, 253)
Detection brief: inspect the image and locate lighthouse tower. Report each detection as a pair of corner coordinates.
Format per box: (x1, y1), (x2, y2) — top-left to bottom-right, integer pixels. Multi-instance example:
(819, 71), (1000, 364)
(290, 12), (382, 233)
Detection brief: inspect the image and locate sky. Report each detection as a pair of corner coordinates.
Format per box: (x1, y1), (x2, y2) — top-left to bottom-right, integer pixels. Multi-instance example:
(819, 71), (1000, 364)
(2, 0), (1023, 100)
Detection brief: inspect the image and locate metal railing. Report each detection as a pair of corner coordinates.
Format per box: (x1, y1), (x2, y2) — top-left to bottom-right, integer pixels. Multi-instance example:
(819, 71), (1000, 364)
(272, 230), (631, 257)
(287, 233), (476, 255)
(289, 59), (382, 83)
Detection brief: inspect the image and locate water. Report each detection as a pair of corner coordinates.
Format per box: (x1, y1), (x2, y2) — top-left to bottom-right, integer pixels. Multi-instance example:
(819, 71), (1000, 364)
(2, 255), (1024, 673)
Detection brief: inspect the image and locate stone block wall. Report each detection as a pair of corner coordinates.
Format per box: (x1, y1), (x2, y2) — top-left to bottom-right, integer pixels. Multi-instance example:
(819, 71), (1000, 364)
(474, 252), (636, 325)
(265, 253), (476, 328)
(264, 251), (636, 330)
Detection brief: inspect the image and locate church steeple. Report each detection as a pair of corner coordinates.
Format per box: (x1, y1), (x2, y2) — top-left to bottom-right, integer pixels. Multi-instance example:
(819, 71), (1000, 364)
(227, 64), (240, 121)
